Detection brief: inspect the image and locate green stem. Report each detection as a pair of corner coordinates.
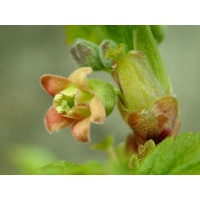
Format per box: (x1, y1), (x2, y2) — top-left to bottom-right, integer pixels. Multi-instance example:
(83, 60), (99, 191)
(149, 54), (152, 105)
(119, 25), (134, 51)
(114, 88), (122, 96)
(133, 25), (170, 94)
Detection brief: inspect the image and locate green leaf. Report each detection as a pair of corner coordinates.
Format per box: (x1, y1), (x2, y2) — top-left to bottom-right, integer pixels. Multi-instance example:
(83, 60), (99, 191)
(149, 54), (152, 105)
(129, 154), (139, 174)
(33, 161), (105, 175)
(65, 25), (108, 45)
(65, 25), (134, 50)
(133, 25), (170, 94)
(118, 25), (134, 50)
(136, 132), (200, 175)
(33, 160), (130, 175)
(8, 145), (56, 174)
(138, 139), (155, 160)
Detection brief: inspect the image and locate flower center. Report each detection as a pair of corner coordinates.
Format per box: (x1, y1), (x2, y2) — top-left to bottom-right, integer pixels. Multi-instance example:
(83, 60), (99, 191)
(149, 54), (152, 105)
(53, 84), (93, 119)
(54, 94), (75, 114)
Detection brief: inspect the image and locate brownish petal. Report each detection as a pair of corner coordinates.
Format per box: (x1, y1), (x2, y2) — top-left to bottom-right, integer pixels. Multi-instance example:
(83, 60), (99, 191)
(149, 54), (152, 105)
(45, 106), (75, 133)
(40, 74), (71, 96)
(150, 95), (178, 121)
(68, 67), (92, 92)
(89, 95), (106, 124)
(150, 95), (179, 138)
(128, 110), (149, 139)
(71, 118), (91, 143)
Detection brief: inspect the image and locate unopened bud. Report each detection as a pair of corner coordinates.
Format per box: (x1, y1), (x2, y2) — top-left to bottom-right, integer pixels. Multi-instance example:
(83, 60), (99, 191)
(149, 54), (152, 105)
(99, 40), (118, 69)
(71, 39), (104, 70)
(106, 44), (165, 111)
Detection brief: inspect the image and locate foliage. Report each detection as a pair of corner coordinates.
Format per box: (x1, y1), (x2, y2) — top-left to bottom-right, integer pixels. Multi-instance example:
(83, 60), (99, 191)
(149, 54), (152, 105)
(34, 132), (200, 175)
(135, 132), (200, 175)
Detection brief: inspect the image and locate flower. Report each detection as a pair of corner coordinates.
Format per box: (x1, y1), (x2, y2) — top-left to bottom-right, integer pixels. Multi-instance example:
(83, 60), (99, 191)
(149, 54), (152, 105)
(105, 44), (180, 146)
(40, 67), (116, 143)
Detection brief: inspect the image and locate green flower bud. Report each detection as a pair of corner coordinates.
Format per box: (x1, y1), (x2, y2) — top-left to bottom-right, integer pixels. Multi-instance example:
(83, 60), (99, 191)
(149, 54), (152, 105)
(70, 38), (104, 70)
(99, 40), (118, 69)
(106, 44), (180, 146)
(106, 44), (165, 112)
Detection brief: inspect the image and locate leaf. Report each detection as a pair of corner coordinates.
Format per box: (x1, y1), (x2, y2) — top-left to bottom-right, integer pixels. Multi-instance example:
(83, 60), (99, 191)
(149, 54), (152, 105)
(129, 154), (139, 174)
(65, 25), (134, 50)
(118, 25), (134, 50)
(33, 160), (130, 175)
(65, 25), (108, 45)
(8, 145), (56, 174)
(136, 132), (200, 175)
(33, 161), (105, 175)
(138, 139), (155, 160)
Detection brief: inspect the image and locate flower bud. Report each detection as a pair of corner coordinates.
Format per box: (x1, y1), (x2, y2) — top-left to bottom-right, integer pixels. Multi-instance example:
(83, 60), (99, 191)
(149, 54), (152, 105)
(99, 40), (118, 69)
(106, 44), (165, 112)
(71, 39), (104, 70)
(106, 44), (180, 146)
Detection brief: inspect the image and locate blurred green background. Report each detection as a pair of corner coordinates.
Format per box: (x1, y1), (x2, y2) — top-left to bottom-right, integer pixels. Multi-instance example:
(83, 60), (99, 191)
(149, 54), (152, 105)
(1, 26), (200, 174)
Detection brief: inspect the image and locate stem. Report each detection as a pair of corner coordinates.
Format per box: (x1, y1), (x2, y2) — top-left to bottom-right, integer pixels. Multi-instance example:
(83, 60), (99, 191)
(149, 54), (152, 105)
(114, 88), (121, 96)
(133, 25), (170, 94)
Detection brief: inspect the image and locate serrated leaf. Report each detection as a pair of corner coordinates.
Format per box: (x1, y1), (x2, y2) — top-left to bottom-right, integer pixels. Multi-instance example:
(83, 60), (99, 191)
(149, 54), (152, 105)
(129, 154), (139, 174)
(136, 132), (200, 175)
(138, 139), (155, 160)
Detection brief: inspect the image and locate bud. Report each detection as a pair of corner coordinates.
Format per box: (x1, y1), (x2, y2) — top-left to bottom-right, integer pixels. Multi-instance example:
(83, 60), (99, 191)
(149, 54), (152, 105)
(71, 39), (104, 70)
(106, 44), (180, 146)
(99, 40), (118, 69)
(106, 44), (165, 111)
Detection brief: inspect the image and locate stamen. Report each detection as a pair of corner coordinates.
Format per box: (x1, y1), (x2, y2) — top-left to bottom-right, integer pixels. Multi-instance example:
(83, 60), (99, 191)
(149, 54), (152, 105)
(54, 94), (63, 101)
(61, 100), (68, 107)
(56, 106), (65, 113)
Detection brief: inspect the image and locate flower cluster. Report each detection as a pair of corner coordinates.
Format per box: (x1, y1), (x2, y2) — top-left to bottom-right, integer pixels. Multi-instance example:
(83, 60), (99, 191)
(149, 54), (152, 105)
(41, 33), (180, 148)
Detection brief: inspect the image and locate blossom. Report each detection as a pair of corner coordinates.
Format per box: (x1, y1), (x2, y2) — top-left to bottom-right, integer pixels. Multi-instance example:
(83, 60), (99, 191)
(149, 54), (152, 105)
(104, 44), (180, 146)
(40, 67), (116, 143)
